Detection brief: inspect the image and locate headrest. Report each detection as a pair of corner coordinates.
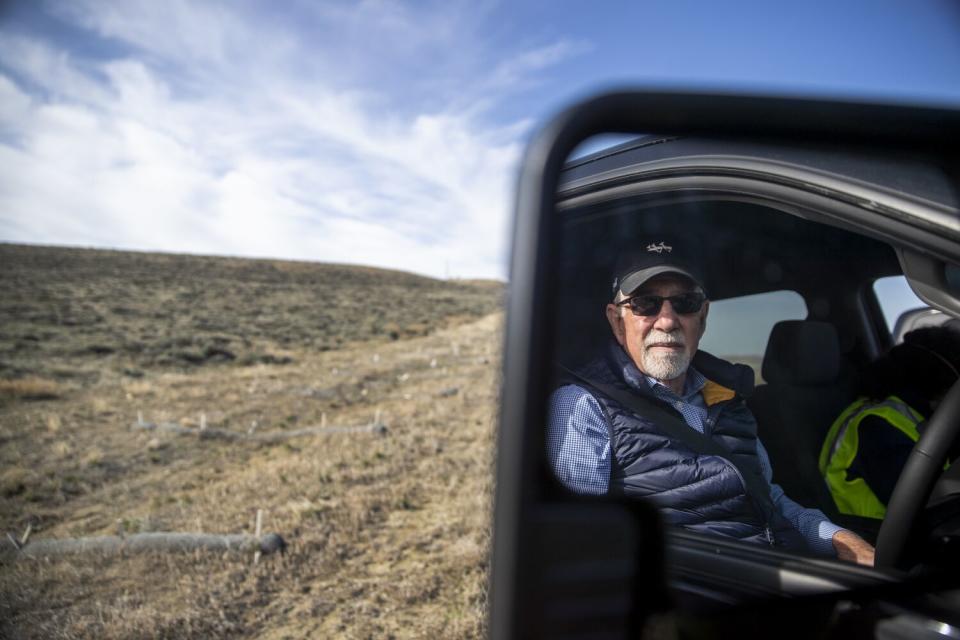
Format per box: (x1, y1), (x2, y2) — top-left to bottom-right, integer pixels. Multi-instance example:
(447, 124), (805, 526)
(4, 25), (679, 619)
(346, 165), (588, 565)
(762, 320), (840, 385)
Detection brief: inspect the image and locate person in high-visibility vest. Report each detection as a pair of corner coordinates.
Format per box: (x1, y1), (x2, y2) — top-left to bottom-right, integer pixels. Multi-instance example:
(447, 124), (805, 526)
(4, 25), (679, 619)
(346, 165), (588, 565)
(820, 325), (960, 519)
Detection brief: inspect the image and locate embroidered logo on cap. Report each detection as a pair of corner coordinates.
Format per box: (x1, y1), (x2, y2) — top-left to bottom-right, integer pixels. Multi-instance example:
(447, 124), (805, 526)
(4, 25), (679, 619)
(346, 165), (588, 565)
(646, 242), (672, 254)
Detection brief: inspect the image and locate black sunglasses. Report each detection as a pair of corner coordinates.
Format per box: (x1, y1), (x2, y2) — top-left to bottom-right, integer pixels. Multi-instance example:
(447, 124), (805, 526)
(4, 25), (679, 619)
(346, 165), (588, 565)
(616, 291), (707, 316)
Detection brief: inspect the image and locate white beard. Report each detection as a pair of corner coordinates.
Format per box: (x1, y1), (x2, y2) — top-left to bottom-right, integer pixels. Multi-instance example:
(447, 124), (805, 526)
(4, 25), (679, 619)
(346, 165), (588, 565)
(640, 330), (691, 381)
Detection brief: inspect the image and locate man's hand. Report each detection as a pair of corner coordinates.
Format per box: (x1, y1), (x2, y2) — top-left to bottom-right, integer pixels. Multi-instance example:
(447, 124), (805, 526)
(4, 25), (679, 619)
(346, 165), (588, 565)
(832, 529), (875, 566)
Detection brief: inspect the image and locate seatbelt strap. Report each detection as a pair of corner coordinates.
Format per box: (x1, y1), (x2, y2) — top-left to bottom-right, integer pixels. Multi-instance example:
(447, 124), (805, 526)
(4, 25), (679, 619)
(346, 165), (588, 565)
(560, 366), (777, 521)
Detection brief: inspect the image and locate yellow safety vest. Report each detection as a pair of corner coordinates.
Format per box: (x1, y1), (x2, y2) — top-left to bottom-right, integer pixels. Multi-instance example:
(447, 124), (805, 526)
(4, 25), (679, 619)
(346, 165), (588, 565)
(818, 396), (923, 519)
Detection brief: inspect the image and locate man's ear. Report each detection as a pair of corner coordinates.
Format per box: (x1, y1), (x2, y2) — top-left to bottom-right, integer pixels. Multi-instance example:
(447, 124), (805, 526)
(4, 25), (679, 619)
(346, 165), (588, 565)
(698, 300), (710, 339)
(606, 303), (626, 346)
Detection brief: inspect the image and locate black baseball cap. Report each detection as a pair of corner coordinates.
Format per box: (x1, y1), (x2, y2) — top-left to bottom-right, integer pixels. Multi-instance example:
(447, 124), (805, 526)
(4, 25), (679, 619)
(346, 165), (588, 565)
(612, 239), (705, 297)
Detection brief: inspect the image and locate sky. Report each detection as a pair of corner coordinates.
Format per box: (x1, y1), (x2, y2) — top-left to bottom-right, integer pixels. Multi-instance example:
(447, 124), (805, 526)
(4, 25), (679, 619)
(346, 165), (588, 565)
(2, 1), (960, 281)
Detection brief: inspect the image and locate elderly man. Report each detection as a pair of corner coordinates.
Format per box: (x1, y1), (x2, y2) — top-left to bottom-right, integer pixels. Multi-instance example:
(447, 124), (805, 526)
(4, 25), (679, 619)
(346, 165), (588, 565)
(547, 239), (875, 564)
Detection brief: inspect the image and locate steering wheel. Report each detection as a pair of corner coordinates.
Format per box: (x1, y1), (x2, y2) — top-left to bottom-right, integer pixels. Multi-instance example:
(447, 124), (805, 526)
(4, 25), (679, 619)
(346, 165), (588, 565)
(875, 378), (960, 569)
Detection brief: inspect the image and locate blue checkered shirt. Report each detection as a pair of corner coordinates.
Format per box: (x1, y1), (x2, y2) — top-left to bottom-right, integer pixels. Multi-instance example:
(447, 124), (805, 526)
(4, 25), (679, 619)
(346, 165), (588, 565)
(547, 356), (842, 557)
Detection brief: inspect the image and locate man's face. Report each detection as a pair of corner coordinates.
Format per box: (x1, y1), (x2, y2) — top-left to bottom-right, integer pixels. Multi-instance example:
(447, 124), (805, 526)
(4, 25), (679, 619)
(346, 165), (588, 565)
(605, 274), (709, 382)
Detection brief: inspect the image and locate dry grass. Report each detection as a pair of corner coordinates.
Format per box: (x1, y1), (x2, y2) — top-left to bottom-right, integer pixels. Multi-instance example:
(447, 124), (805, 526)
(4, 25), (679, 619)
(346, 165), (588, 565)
(0, 245), (504, 639)
(0, 243), (502, 383)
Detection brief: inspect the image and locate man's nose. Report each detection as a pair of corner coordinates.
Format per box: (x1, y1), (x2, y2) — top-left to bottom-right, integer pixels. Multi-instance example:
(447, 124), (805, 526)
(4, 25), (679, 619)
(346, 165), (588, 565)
(653, 300), (681, 330)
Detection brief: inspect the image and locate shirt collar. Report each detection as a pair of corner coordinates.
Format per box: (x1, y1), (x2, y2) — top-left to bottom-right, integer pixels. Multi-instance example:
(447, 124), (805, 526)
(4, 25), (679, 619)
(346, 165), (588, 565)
(645, 367), (706, 402)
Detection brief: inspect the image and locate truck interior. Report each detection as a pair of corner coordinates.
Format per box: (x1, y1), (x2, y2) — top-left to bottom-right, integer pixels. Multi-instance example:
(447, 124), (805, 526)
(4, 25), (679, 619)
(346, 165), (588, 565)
(549, 165), (960, 576)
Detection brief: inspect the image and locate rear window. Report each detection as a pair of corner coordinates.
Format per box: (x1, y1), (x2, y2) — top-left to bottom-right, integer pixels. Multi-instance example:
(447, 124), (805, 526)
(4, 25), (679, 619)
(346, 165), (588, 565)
(699, 290), (807, 382)
(873, 275), (928, 340)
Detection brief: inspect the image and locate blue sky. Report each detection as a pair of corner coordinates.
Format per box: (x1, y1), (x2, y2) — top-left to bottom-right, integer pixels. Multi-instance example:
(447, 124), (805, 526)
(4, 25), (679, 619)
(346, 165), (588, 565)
(2, 1), (960, 281)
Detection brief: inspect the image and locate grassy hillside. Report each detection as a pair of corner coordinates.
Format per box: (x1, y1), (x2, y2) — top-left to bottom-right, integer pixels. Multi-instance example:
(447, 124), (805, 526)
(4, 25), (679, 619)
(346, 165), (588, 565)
(0, 245), (504, 638)
(0, 244), (502, 381)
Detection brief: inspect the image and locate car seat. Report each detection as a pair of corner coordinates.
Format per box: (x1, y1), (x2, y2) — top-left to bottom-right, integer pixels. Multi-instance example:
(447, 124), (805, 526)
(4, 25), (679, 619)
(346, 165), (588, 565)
(748, 320), (857, 520)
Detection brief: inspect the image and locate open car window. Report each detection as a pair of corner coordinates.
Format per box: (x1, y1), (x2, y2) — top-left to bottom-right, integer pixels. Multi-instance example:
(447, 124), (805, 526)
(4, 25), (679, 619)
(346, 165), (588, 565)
(549, 190), (896, 553)
(541, 131), (960, 605)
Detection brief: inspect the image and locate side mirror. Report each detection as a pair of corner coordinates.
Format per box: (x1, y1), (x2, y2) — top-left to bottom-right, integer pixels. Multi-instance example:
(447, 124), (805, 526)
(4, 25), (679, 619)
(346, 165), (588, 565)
(490, 90), (960, 638)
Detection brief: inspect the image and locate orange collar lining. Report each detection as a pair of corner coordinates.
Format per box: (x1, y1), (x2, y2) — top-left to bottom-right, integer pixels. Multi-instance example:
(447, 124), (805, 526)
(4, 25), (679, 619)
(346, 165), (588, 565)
(702, 380), (736, 406)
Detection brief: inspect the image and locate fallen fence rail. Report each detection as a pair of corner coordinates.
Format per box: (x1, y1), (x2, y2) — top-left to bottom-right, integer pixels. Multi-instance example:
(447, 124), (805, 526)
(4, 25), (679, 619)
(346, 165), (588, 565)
(1, 531), (287, 560)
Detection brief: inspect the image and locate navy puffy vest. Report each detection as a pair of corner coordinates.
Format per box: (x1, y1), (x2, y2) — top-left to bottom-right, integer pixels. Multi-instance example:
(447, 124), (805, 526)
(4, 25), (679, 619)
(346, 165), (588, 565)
(578, 345), (806, 550)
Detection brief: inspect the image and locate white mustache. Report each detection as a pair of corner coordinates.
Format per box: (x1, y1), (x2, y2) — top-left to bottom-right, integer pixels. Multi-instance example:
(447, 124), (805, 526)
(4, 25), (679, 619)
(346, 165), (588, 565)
(644, 331), (685, 348)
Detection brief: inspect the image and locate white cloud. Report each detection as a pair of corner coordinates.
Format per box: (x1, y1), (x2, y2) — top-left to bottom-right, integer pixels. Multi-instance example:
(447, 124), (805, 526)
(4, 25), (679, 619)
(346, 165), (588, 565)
(0, 33), (113, 106)
(0, 74), (32, 133)
(487, 40), (593, 91)
(0, 1), (586, 279)
(49, 0), (254, 71)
